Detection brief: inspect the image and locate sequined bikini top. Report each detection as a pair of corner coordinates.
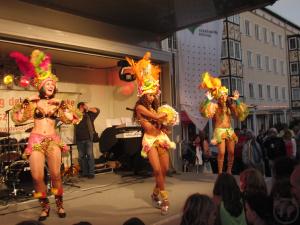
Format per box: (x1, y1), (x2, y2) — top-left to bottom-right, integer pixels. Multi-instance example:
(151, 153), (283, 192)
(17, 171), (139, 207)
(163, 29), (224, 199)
(34, 107), (59, 120)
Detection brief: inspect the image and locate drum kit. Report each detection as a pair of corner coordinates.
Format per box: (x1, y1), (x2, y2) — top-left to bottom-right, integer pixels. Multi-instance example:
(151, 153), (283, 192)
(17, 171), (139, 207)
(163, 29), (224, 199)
(0, 131), (50, 199)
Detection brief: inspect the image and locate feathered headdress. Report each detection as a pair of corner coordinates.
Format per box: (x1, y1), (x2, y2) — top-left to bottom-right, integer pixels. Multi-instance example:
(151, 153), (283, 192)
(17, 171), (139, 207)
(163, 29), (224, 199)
(125, 51), (160, 97)
(10, 49), (58, 90)
(199, 72), (228, 99)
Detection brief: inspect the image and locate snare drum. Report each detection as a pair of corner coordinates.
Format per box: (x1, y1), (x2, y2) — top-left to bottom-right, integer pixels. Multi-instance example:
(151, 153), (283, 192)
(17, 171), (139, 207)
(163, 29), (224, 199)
(5, 160), (49, 194)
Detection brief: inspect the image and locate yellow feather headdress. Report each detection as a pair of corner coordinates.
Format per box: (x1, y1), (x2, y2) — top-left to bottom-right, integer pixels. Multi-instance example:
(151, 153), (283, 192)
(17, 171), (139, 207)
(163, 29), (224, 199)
(199, 72), (228, 99)
(126, 51), (160, 97)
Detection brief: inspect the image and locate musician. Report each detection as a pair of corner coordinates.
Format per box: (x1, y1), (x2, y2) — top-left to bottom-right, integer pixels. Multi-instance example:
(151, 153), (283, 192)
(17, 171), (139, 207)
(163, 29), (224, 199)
(127, 52), (177, 215)
(10, 50), (82, 221)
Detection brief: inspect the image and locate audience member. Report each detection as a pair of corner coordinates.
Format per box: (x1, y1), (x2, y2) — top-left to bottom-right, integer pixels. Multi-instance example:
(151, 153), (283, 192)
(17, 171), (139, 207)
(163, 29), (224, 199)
(242, 130), (265, 174)
(213, 173), (247, 225)
(270, 178), (299, 225)
(239, 168), (268, 196)
(233, 127), (247, 175)
(272, 156), (297, 183)
(282, 129), (297, 159)
(290, 165), (300, 205)
(180, 193), (217, 225)
(123, 217), (145, 225)
(16, 221), (45, 225)
(244, 193), (273, 225)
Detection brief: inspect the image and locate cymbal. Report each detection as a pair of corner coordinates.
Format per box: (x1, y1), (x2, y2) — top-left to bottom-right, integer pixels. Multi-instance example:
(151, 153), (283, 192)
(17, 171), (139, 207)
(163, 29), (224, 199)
(25, 127), (33, 133)
(0, 132), (9, 137)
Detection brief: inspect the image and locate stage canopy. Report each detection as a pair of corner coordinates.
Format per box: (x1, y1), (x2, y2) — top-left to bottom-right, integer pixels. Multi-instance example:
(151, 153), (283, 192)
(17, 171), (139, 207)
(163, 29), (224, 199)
(22, 0), (277, 39)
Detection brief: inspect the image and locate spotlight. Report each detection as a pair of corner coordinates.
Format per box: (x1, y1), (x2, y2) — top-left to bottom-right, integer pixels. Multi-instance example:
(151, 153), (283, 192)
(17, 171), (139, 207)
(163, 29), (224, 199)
(118, 60), (136, 82)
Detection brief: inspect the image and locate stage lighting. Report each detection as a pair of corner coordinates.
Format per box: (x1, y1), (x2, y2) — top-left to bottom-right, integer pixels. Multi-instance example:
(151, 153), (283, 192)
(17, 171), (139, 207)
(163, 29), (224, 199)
(118, 60), (136, 82)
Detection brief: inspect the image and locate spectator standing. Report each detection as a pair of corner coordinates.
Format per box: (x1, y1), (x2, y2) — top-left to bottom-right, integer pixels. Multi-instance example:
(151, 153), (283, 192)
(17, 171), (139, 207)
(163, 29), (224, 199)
(75, 102), (100, 179)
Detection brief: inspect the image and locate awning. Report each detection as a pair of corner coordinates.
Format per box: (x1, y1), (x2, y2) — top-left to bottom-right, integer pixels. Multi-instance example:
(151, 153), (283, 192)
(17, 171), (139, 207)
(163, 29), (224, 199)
(180, 111), (192, 124)
(22, 0), (277, 39)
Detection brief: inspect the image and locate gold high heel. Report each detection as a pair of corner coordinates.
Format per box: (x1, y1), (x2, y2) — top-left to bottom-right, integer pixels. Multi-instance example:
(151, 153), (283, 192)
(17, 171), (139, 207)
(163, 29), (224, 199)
(160, 190), (169, 215)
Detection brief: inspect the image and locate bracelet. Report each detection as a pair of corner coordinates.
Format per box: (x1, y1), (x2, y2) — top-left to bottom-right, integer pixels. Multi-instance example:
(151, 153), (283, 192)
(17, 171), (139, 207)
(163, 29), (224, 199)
(235, 99), (240, 105)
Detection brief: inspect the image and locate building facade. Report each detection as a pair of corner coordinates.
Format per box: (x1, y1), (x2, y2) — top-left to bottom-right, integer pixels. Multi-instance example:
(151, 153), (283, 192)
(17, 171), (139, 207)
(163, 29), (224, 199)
(221, 8), (300, 134)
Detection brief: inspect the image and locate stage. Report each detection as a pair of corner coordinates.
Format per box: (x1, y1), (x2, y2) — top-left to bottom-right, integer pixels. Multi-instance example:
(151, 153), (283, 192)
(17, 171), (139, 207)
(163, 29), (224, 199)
(0, 171), (218, 225)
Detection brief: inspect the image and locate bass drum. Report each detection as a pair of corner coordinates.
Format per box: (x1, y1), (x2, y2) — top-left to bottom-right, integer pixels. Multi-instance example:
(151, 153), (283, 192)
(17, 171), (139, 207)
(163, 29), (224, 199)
(0, 138), (21, 162)
(5, 160), (49, 194)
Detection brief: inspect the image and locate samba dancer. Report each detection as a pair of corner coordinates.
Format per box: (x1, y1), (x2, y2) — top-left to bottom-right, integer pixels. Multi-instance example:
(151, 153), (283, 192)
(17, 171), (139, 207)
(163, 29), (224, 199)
(10, 50), (82, 221)
(199, 72), (248, 174)
(127, 52), (177, 215)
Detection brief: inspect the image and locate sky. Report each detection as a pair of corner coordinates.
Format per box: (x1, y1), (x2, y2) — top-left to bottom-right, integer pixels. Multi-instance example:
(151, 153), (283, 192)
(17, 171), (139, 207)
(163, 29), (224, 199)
(267, 0), (300, 26)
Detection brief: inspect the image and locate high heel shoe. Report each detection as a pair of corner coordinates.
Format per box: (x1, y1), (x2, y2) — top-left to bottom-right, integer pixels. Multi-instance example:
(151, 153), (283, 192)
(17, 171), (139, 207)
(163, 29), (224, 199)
(151, 193), (162, 209)
(55, 195), (66, 218)
(160, 190), (169, 215)
(38, 197), (50, 221)
(161, 200), (169, 215)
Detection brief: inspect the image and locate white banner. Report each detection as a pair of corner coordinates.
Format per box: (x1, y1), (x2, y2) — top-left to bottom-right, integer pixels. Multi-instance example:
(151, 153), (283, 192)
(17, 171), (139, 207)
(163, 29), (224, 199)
(0, 89), (80, 140)
(177, 20), (223, 130)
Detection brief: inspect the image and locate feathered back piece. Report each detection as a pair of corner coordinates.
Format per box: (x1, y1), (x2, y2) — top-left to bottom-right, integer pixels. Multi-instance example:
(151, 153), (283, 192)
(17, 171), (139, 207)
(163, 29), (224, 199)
(199, 72), (228, 99)
(10, 49), (58, 89)
(126, 51), (160, 96)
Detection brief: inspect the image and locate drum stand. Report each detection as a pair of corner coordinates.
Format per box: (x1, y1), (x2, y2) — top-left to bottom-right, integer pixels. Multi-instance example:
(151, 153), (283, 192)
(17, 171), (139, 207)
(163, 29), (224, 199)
(63, 144), (80, 188)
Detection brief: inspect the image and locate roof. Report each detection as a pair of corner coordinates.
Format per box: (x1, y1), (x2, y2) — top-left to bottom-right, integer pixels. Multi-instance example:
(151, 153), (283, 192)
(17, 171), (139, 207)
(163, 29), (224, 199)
(22, 0), (278, 39)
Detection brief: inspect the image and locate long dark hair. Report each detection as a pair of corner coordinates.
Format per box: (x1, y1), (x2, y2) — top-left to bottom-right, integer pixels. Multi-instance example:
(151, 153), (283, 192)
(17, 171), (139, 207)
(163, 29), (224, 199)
(133, 94), (159, 120)
(213, 173), (243, 217)
(180, 193), (216, 225)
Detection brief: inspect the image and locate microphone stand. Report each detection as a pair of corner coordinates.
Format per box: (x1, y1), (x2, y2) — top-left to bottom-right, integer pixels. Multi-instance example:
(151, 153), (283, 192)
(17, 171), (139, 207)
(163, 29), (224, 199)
(62, 144), (80, 188)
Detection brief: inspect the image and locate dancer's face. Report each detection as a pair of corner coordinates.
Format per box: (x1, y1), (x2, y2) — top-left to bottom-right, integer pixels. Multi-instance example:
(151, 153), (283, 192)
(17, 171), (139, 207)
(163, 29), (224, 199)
(146, 93), (155, 103)
(219, 93), (228, 104)
(43, 80), (56, 97)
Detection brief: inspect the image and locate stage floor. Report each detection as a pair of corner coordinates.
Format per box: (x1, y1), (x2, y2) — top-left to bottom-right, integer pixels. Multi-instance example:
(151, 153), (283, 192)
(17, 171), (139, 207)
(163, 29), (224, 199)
(0, 171), (218, 225)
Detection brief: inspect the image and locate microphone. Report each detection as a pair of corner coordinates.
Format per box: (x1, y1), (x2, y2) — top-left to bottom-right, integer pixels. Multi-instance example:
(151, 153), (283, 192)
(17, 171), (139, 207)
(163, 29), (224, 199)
(126, 107), (134, 111)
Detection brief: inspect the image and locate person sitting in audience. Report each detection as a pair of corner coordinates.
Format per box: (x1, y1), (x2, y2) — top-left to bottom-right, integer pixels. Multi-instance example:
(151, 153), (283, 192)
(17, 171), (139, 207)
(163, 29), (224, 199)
(213, 173), (247, 225)
(239, 168), (268, 196)
(180, 193), (217, 225)
(244, 193), (273, 225)
(291, 165), (300, 205)
(123, 217), (145, 225)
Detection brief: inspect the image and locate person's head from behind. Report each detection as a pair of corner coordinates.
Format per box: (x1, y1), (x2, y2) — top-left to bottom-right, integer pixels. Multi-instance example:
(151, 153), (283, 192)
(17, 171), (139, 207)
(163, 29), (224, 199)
(245, 130), (255, 141)
(213, 173), (243, 217)
(244, 193), (272, 225)
(239, 168), (267, 195)
(272, 156), (296, 182)
(180, 193), (216, 225)
(123, 217), (145, 225)
(16, 220), (45, 225)
(290, 165), (300, 204)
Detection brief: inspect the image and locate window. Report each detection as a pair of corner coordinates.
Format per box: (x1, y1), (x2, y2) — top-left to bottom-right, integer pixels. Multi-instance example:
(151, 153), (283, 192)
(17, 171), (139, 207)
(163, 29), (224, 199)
(273, 58), (277, 73)
(221, 77), (229, 89)
(290, 62), (299, 75)
(271, 32), (276, 46)
(267, 85), (271, 98)
(229, 40), (235, 58)
(280, 61), (285, 75)
(255, 24), (260, 40)
(234, 15), (240, 24)
(289, 37), (297, 50)
(221, 40), (228, 58)
(247, 51), (253, 67)
(167, 34), (177, 50)
(234, 42), (241, 60)
(265, 56), (270, 71)
(292, 88), (300, 100)
(245, 20), (250, 36)
(278, 35), (283, 48)
(256, 54), (262, 69)
(275, 86), (279, 99)
(263, 27), (268, 43)
(258, 84), (263, 98)
(249, 83), (254, 98)
(237, 78), (243, 95)
(282, 87), (286, 100)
